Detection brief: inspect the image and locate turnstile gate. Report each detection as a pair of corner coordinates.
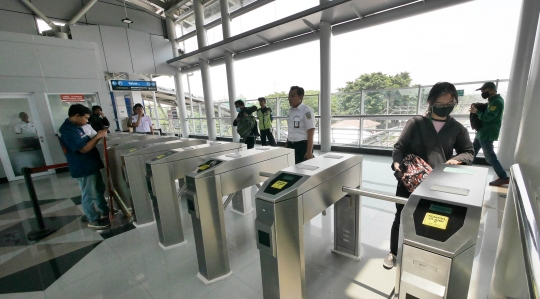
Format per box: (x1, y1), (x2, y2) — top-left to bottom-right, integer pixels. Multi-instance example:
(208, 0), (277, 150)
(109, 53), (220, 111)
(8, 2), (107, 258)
(185, 147), (295, 284)
(104, 136), (178, 211)
(120, 139), (207, 226)
(145, 142), (246, 249)
(394, 165), (487, 299)
(255, 153), (362, 299)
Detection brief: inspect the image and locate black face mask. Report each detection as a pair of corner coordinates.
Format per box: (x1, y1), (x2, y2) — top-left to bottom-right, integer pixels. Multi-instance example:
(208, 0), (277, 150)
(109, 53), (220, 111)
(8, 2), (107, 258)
(481, 91), (491, 99)
(432, 106), (455, 118)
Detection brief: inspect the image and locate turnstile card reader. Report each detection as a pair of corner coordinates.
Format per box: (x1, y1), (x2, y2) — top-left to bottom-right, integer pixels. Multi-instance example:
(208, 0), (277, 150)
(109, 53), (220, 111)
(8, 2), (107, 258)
(395, 164), (488, 299)
(255, 153), (362, 299)
(146, 142), (246, 249)
(185, 147), (295, 284)
(104, 136), (178, 211)
(121, 139), (207, 226)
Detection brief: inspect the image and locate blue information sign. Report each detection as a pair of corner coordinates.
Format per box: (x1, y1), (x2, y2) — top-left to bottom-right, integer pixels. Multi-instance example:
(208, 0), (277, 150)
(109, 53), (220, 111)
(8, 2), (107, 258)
(109, 80), (157, 91)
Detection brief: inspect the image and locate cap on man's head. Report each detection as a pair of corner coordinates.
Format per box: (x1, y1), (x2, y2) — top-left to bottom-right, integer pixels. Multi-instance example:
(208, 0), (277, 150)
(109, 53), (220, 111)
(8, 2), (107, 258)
(476, 82), (497, 91)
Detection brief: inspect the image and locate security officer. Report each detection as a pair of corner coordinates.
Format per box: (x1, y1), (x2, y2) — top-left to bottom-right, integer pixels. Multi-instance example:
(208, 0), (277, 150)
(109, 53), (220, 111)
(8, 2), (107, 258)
(469, 81), (508, 186)
(285, 86), (315, 164)
(257, 97), (276, 146)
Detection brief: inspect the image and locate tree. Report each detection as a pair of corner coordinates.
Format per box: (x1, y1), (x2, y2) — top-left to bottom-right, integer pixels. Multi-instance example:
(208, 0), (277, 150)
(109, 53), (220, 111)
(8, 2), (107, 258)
(335, 72), (415, 115)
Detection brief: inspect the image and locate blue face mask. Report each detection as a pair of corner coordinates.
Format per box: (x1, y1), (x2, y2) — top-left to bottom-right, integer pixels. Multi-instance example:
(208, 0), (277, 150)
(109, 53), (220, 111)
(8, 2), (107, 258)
(236, 107), (241, 112)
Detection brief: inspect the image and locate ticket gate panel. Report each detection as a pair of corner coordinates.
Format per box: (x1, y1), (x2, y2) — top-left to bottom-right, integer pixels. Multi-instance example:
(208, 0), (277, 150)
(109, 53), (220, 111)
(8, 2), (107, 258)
(255, 154), (362, 299)
(256, 196), (304, 299)
(121, 139), (207, 225)
(186, 175), (230, 280)
(394, 165), (488, 299)
(186, 147), (295, 283)
(146, 142), (246, 248)
(107, 137), (178, 211)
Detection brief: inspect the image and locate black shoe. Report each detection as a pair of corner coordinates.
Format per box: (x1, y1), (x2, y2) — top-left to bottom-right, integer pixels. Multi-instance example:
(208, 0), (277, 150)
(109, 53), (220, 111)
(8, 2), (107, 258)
(88, 219), (111, 230)
(81, 213), (101, 223)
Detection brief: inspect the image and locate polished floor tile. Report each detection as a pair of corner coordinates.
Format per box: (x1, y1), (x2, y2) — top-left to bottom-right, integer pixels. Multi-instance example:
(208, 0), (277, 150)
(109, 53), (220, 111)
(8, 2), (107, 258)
(0, 153), (507, 299)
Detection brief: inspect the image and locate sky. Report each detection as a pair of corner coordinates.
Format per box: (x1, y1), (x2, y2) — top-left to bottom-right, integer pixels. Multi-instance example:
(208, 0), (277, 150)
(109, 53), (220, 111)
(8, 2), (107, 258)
(153, 0), (521, 101)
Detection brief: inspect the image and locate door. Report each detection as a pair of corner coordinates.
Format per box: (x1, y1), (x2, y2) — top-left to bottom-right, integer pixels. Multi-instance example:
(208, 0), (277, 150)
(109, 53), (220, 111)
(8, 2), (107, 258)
(0, 94), (53, 181)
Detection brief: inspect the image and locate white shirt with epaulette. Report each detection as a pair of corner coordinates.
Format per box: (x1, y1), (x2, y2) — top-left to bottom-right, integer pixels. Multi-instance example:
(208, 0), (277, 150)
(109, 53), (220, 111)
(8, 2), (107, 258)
(287, 103), (315, 142)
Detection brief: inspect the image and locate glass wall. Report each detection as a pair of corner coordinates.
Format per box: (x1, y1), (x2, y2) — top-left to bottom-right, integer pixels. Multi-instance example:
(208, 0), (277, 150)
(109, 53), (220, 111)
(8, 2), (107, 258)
(47, 94), (100, 133)
(186, 79), (507, 155)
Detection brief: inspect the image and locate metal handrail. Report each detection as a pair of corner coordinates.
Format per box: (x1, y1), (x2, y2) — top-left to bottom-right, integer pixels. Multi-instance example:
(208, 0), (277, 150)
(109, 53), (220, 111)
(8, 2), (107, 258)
(342, 186), (408, 205)
(511, 164), (540, 297)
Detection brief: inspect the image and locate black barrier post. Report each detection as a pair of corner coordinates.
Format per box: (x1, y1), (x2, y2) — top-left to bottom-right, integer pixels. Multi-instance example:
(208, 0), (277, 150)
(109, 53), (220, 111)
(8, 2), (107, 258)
(23, 167), (58, 241)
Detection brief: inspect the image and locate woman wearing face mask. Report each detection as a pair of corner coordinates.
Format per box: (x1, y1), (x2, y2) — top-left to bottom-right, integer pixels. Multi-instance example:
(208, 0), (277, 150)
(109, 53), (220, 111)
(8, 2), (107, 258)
(383, 82), (474, 270)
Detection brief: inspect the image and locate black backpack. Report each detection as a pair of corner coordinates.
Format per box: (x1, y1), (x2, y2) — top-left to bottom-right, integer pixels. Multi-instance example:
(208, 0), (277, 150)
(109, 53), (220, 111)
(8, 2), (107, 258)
(470, 102), (488, 131)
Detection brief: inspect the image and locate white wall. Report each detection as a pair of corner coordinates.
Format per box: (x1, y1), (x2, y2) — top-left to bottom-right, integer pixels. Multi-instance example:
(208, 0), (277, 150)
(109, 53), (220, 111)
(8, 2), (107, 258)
(71, 25), (175, 76)
(0, 30), (112, 173)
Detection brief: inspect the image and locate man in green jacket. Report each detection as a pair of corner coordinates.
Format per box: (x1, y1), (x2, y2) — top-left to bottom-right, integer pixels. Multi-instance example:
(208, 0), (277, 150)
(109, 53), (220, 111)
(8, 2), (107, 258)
(257, 97), (277, 146)
(470, 81), (509, 186)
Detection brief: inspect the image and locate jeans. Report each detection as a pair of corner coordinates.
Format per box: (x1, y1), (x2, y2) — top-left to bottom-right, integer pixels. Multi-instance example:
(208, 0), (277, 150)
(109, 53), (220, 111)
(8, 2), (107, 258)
(260, 129), (276, 146)
(473, 138), (508, 179)
(390, 182), (411, 255)
(77, 171), (110, 222)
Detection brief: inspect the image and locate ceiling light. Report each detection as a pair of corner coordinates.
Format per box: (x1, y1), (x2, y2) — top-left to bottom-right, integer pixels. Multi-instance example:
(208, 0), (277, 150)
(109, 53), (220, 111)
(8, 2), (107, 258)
(122, 0), (133, 24)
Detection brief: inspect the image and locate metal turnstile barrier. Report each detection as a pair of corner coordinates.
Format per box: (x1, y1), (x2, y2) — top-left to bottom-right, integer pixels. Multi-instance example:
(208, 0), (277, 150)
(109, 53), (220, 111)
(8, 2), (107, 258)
(185, 147), (295, 284)
(120, 138), (207, 226)
(103, 136), (178, 211)
(145, 142), (246, 249)
(392, 165), (487, 299)
(255, 153), (363, 299)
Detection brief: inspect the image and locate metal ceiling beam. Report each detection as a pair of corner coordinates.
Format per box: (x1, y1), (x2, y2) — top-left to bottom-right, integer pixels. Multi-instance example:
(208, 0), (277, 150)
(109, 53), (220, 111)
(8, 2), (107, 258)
(165, 0), (191, 15)
(332, 0), (473, 35)
(68, 0), (98, 26)
(145, 0), (167, 9)
(19, 0), (59, 31)
(175, 0), (274, 42)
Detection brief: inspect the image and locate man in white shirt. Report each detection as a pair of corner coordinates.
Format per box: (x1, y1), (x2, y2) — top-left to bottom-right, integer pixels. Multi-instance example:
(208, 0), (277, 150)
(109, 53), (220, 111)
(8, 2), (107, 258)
(15, 112), (37, 134)
(129, 103), (153, 134)
(285, 86), (315, 164)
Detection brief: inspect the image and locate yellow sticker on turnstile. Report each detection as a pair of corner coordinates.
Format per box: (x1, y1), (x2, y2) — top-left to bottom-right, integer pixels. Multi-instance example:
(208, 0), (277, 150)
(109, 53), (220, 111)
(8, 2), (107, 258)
(198, 164), (210, 171)
(155, 154), (166, 159)
(422, 213), (449, 230)
(271, 180), (288, 190)
(129, 148), (137, 153)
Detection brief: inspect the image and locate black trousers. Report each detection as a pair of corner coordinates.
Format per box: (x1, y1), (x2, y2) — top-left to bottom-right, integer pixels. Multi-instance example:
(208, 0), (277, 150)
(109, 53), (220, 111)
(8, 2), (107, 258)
(286, 141), (311, 164)
(390, 182), (412, 255)
(260, 129), (276, 146)
(243, 136), (256, 149)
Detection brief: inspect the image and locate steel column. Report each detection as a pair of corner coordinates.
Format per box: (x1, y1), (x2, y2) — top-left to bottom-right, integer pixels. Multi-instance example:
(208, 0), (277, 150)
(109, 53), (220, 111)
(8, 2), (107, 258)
(220, 0), (240, 142)
(150, 75), (161, 130)
(166, 17), (190, 138)
(199, 60), (217, 140)
(319, 20), (332, 152)
(194, 0), (217, 140)
(514, 17), (540, 188)
(498, 0), (540, 168)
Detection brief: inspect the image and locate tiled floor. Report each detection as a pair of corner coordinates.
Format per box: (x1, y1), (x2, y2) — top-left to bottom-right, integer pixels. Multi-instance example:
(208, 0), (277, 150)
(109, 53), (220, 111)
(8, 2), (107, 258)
(0, 153), (506, 299)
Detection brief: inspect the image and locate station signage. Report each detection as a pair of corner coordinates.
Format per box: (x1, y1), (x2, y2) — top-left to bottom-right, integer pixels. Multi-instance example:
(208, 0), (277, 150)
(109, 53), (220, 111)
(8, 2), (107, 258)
(457, 89), (464, 96)
(61, 94), (85, 102)
(109, 80), (157, 91)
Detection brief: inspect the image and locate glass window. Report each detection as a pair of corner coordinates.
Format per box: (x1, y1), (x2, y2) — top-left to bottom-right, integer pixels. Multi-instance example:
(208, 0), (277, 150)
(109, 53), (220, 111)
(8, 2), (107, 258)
(47, 94), (100, 133)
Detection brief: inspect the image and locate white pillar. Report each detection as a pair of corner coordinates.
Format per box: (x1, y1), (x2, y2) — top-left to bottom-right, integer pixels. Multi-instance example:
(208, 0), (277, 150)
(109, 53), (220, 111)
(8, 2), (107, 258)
(166, 17), (190, 138)
(220, 0), (240, 142)
(497, 0), (540, 168)
(514, 19), (540, 186)
(194, 0), (217, 140)
(199, 60), (217, 140)
(193, 0), (208, 49)
(150, 75), (160, 130)
(319, 20), (332, 152)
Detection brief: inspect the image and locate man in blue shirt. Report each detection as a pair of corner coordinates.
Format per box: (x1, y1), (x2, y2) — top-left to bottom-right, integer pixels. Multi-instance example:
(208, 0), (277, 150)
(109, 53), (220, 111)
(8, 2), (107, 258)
(59, 104), (110, 229)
